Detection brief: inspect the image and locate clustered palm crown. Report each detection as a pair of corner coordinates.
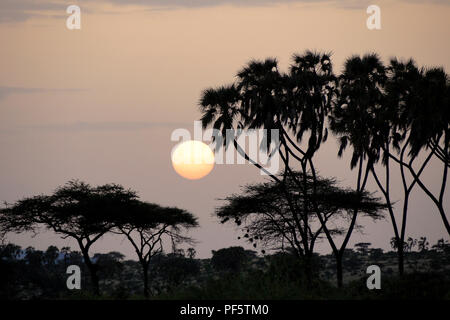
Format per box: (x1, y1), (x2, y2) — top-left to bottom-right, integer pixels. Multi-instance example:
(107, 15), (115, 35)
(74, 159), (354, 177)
(199, 51), (336, 157)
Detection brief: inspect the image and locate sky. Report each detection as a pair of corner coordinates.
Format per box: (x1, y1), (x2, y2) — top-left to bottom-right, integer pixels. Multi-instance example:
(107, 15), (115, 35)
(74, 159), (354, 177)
(0, 0), (449, 259)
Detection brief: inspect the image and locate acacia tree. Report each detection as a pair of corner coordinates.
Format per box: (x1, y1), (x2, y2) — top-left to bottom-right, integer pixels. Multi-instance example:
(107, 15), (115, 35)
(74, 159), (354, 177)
(216, 174), (345, 261)
(216, 173), (385, 286)
(114, 201), (198, 298)
(210, 246), (255, 273)
(0, 180), (137, 295)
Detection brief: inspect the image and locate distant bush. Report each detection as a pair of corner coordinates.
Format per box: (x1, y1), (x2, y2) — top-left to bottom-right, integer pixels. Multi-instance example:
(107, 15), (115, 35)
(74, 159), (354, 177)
(210, 247), (255, 273)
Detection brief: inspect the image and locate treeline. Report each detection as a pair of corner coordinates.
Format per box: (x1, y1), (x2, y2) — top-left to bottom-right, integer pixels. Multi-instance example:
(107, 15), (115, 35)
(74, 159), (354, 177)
(200, 50), (450, 287)
(0, 243), (201, 299)
(1, 242), (450, 300)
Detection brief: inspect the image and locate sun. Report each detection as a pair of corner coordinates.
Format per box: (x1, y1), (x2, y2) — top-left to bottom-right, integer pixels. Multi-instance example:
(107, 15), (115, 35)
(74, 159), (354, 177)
(171, 140), (215, 180)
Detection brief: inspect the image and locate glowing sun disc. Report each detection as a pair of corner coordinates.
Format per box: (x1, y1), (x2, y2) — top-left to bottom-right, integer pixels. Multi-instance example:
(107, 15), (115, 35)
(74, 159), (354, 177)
(171, 140), (215, 180)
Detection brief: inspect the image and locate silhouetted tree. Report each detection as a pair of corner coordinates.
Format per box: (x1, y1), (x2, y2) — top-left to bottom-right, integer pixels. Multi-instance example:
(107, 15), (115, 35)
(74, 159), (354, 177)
(217, 174), (346, 259)
(201, 52), (393, 287)
(200, 51), (336, 282)
(366, 58), (449, 274)
(329, 53), (387, 287)
(390, 236), (407, 251)
(432, 238), (450, 255)
(403, 67), (450, 235)
(369, 248), (384, 261)
(0, 243), (22, 298)
(94, 251), (125, 281)
(0, 180), (138, 295)
(418, 237), (429, 252)
(187, 247), (196, 259)
(354, 242), (372, 255)
(211, 246), (254, 273)
(406, 237), (417, 253)
(154, 253), (200, 288)
(216, 172), (385, 286)
(113, 201), (198, 298)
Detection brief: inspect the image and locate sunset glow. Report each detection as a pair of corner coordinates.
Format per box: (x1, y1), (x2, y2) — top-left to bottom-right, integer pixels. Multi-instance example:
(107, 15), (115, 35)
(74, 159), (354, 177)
(171, 140), (215, 180)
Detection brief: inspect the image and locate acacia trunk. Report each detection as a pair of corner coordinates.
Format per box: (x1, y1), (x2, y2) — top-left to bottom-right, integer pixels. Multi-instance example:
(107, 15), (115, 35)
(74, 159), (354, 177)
(89, 267), (100, 296)
(303, 254), (314, 289)
(81, 250), (100, 296)
(142, 263), (150, 298)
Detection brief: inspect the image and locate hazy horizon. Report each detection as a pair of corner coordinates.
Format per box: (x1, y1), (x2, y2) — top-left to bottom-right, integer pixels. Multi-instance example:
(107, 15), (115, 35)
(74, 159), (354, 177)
(1, 0), (449, 259)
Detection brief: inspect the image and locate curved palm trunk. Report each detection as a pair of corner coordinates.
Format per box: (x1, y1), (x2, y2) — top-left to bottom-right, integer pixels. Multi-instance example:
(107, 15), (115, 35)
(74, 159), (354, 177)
(437, 204), (450, 236)
(370, 150), (405, 276)
(397, 188), (411, 276)
(398, 245), (404, 275)
(335, 206), (359, 288)
(310, 157), (369, 288)
(380, 142), (435, 276)
(336, 253), (344, 288)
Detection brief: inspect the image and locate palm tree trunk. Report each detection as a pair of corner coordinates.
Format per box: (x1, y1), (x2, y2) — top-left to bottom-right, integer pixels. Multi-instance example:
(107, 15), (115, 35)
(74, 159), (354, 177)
(398, 245), (404, 275)
(336, 254), (344, 288)
(437, 204), (450, 236)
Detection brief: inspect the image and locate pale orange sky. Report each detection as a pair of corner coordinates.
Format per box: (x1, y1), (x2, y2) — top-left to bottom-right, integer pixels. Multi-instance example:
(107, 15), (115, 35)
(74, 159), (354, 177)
(0, 0), (449, 258)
